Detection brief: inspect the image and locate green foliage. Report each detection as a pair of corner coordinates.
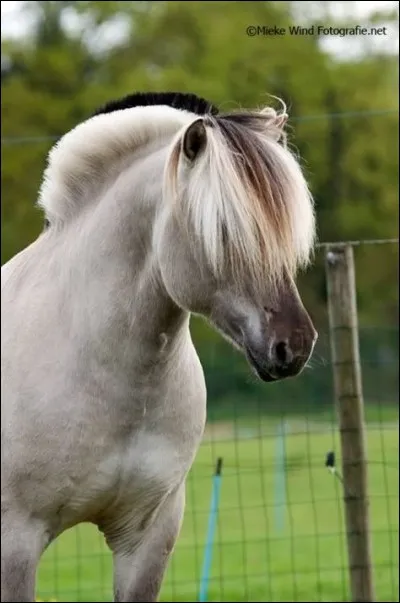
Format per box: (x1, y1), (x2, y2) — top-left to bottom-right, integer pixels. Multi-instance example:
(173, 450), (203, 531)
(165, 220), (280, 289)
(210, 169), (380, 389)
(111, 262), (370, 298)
(1, 1), (399, 412)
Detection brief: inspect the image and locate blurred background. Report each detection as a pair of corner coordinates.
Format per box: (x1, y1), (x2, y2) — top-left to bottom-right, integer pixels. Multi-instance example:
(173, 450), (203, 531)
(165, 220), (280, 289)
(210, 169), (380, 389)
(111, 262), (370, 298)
(1, 1), (399, 602)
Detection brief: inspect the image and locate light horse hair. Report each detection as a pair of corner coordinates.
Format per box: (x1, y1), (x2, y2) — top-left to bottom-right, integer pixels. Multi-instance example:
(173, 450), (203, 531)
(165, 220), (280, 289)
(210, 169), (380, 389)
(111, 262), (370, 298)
(165, 108), (315, 297)
(1, 91), (317, 602)
(39, 96), (315, 297)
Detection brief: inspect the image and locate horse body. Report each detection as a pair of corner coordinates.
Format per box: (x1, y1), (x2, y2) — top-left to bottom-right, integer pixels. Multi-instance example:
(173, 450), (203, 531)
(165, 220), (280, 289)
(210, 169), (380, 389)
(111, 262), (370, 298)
(1, 92), (317, 601)
(2, 131), (206, 600)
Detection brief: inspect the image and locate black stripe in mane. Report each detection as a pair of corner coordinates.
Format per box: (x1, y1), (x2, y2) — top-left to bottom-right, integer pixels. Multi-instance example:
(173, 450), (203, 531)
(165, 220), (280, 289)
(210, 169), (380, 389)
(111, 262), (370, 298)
(92, 92), (219, 118)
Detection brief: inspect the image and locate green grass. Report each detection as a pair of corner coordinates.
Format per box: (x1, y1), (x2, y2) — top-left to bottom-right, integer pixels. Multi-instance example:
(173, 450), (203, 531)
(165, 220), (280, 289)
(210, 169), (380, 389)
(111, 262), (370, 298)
(36, 420), (399, 602)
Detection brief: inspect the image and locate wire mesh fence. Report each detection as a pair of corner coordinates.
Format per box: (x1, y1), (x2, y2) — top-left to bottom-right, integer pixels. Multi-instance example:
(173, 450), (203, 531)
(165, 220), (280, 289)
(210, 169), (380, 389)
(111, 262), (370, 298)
(35, 416), (399, 602)
(31, 240), (398, 602)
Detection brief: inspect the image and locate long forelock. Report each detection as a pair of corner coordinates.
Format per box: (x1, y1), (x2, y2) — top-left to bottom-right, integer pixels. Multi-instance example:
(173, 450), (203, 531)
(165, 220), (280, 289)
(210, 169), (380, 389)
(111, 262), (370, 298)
(165, 109), (316, 294)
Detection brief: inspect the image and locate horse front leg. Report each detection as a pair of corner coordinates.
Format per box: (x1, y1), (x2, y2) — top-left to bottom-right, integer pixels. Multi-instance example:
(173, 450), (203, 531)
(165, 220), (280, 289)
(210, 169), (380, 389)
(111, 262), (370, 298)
(103, 485), (185, 603)
(1, 510), (46, 602)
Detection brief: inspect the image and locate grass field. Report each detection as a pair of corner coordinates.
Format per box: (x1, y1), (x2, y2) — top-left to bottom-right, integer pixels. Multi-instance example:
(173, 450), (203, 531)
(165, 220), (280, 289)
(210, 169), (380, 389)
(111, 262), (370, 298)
(36, 418), (399, 602)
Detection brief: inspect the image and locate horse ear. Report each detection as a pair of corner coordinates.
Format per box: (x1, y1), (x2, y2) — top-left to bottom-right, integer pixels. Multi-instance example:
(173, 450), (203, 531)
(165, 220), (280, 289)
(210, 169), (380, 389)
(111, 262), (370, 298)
(274, 113), (288, 129)
(182, 118), (207, 161)
(260, 108), (288, 141)
(272, 113), (288, 143)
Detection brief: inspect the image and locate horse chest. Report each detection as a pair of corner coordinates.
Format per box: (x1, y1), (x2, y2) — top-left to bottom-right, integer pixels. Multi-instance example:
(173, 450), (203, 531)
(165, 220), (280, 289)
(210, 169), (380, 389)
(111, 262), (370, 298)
(116, 431), (185, 497)
(83, 412), (199, 508)
(105, 366), (206, 504)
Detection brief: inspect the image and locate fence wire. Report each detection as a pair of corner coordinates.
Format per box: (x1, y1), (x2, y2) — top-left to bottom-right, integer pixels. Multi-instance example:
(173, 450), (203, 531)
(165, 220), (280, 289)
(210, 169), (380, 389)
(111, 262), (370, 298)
(33, 241), (399, 602)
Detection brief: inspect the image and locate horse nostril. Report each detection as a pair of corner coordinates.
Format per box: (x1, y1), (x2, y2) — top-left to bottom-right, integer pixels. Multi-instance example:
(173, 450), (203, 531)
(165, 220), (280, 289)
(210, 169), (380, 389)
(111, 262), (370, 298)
(274, 341), (290, 367)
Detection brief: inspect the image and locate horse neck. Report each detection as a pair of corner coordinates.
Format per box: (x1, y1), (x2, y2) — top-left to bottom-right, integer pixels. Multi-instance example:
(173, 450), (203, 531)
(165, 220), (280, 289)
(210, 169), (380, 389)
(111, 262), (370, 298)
(60, 139), (190, 369)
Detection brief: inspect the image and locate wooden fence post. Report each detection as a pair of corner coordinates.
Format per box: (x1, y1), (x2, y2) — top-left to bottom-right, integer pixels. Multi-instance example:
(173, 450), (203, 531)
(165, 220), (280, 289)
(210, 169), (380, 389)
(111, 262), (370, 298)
(325, 244), (375, 602)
